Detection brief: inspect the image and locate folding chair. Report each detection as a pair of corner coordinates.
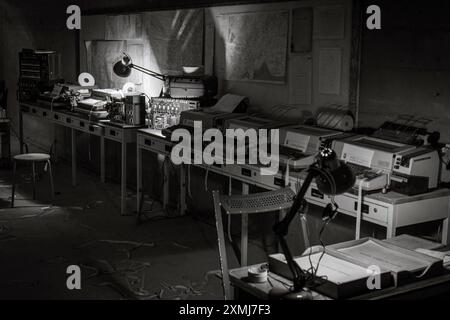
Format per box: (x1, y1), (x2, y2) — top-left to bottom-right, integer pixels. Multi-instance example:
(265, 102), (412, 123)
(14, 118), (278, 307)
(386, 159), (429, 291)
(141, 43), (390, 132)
(212, 187), (296, 300)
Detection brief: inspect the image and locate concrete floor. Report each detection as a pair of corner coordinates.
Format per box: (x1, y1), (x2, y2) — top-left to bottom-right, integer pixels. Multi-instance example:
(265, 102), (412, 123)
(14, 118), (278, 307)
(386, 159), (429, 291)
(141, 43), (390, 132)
(0, 158), (446, 300)
(0, 161), (255, 300)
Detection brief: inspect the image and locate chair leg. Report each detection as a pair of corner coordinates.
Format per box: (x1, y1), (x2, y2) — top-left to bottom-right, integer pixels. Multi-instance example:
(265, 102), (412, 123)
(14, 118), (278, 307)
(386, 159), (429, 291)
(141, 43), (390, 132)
(31, 161), (36, 200)
(47, 160), (54, 201)
(213, 190), (232, 300)
(11, 160), (16, 208)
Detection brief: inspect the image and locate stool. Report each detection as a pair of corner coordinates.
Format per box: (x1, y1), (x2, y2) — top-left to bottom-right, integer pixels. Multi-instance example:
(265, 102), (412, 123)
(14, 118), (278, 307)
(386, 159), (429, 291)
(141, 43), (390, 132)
(11, 153), (54, 207)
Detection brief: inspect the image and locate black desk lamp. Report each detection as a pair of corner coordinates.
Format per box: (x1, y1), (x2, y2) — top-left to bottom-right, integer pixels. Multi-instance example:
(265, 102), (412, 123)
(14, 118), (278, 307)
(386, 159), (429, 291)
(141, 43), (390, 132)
(113, 53), (170, 95)
(272, 148), (355, 299)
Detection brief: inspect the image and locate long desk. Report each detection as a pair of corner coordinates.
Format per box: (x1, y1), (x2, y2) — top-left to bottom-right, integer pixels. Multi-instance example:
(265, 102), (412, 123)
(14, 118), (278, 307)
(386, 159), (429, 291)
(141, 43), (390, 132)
(136, 128), (450, 245)
(19, 102), (142, 215)
(229, 263), (450, 300)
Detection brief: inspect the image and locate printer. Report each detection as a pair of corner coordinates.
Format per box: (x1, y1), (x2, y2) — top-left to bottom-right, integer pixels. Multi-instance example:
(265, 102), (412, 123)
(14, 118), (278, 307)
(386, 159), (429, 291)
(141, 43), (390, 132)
(278, 124), (343, 170)
(332, 135), (416, 192)
(223, 115), (289, 164)
(390, 146), (440, 195)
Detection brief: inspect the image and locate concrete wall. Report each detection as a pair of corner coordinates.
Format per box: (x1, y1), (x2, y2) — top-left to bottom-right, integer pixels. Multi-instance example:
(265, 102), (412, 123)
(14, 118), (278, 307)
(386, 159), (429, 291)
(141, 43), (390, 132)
(0, 0), (77, 157)
(358, 0), (450, 143)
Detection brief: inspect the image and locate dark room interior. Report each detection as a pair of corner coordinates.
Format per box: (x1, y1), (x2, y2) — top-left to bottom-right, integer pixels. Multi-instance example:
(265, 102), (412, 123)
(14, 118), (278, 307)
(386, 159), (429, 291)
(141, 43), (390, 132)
(1, 0), (450, 304)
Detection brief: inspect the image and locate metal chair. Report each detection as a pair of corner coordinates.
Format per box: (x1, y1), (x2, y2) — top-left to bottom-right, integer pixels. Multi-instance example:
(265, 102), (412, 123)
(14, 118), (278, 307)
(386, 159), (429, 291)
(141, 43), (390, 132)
(212, 187), (296, 300)
(11, 153), (54, 207)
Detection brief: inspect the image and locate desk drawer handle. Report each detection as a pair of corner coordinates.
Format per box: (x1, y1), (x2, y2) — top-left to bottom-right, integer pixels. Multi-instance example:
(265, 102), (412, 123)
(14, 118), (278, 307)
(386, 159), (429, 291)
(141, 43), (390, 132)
(145, 139), (152, 146)
(110, 130), (116, 136)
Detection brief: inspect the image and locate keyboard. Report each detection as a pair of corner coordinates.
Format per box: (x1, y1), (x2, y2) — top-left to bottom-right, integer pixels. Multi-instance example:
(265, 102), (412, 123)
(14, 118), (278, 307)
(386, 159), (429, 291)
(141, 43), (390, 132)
(279, 146), (316, 170)
(347, 163), (389, 191)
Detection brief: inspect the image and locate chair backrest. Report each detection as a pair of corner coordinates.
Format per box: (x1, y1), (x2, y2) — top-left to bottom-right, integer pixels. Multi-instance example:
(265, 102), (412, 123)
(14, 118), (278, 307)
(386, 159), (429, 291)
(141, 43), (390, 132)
(212, 187), (295, 300)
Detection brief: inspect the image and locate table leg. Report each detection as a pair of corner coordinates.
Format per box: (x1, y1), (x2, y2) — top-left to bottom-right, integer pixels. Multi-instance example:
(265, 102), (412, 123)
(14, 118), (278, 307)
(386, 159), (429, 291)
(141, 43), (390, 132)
(71, 128), (77, 187)
(31, 161), (36, 200)
(137, 145), (142, 215)
(386, 206), (396, 238)
(179, 164), (186, 215)
(241, 182), (249, 267)
(19, 110), (24, 154)
(442, 218), (449, 245)
(100, 136), (105, 183)
(121, 135), (127, 216)
(163, 156), (169, 212)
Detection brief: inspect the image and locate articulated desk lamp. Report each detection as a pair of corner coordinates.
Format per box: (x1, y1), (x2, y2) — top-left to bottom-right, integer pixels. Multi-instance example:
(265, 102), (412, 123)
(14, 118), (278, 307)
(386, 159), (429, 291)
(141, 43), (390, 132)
(272, 148), (355, 300)
(113, 53), (171, 96)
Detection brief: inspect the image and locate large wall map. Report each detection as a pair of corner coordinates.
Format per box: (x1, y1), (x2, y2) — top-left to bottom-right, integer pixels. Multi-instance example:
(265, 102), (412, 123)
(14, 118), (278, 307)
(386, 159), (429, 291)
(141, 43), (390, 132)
(222, 10), (288, 83)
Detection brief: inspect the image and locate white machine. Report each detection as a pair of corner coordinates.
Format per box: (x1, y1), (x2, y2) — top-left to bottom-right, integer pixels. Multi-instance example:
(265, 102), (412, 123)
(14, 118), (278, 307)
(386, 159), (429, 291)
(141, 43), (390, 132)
(332, 135), (439, 194)
(332, 135), (415, 192)
(390, 146), (440, 195)
(278, 125), (343, 170)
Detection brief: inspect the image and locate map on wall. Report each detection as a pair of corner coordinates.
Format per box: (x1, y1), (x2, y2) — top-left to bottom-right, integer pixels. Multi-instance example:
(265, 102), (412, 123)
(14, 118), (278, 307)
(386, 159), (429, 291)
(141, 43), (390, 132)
(143, 9), (204, 75)
(221, 10), (288, 83)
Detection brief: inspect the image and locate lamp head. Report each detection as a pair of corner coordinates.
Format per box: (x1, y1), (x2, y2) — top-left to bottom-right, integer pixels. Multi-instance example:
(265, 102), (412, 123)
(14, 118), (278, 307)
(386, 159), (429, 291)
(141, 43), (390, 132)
(113, 53), (133, 78)
(315, 148), (355, 195)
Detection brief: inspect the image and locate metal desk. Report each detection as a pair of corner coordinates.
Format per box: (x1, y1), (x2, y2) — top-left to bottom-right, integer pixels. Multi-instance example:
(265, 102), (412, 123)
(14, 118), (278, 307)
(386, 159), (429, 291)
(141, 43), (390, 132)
(136, 129), (450, 245)
(103, 122), (143, 215)
(229, 263), (450, 300)
(19, 102), (140, 215)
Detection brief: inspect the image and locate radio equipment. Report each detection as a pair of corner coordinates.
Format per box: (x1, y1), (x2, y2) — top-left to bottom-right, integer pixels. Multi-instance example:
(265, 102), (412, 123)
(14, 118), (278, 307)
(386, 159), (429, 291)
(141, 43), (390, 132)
(108, 93), (146, 126)
(150, 97), (200, 130)
(18, 49), (61, 102)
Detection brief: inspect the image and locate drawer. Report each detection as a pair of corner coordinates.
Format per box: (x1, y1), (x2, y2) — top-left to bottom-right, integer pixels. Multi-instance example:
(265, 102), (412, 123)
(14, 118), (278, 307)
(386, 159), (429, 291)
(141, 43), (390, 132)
(306, 187), (389, 224)
(105, 127), (123, 141)
(87, 124), (103, 136)
(138, 134), (172, 154)
(39, 109), (52, 119)
(76, 119), (103, 135)
(52, 112), (65, 124)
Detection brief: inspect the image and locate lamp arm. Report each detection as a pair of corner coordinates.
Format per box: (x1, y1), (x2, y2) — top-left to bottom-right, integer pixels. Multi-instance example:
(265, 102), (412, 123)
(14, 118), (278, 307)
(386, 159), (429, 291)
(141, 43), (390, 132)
(131, 64), (166, 81)
(273, 167), (318, 291)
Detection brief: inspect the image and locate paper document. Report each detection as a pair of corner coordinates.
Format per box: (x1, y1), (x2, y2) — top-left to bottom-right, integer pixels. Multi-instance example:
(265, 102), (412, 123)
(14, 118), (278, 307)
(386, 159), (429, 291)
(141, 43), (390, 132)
(284, 132), (310, 152)
(293, 253), (370, 284)
(208, 94), (247, 113)
(337, 240), (434, 273)
(341, 144), (374, 167)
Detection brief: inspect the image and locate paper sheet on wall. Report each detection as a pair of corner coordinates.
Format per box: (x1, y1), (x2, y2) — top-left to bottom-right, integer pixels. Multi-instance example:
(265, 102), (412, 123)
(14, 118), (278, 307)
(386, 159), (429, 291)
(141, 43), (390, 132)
(143, 9), (204, 75)
(105, 14), (143, 40)
(341, 144), (373, 167)
(220, 10), (288, 83)
(318, 47), (342, 95)
(289, 55), (312, 104)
